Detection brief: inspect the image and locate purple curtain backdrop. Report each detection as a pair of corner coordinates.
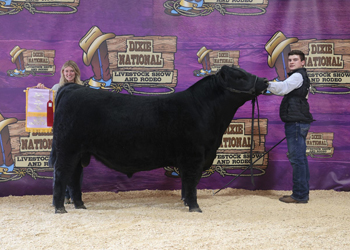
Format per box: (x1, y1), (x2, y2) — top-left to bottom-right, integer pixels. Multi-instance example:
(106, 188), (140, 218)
(1, 0), (350, 196)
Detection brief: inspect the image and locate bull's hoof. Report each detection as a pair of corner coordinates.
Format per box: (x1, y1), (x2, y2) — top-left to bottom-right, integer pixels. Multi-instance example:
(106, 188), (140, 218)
(182, 198), (189, 207)
(64, 198), (72, 204)
(55, 207), (67, 214)
(189, 207), (202, 213)
(75, 204), (87, 209)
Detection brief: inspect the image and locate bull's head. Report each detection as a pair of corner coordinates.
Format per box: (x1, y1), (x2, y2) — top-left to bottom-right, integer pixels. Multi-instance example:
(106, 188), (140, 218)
(217, 65), (268, 96)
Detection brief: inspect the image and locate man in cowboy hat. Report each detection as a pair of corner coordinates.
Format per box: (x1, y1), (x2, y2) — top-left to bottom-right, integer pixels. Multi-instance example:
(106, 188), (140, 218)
(0, 113), (17, 174)
(266, 50), (314, 204)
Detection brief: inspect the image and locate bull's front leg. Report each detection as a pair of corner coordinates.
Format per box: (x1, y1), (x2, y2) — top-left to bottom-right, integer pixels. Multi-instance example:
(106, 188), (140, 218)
(180, 164), (203, 213)
(53, 154), (81, 213)
(178, 170), (187, 205)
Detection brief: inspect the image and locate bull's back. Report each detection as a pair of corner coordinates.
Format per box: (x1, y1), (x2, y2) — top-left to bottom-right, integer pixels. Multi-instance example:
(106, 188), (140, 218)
(53, 85), (200, 171)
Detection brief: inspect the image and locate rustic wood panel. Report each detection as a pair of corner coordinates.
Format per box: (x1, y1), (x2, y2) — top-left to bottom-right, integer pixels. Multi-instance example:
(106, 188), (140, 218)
(23, 50), (55, 58)
(22, 50), (55, 67)
(13, 0), (80, 7)
(9, 121), (51, 157)
(204, 0), (268, 8)
(107, 36), (177, 53)
(109, 52), (175, 71)
(235, 119), (268, 135)
(306, 132), (334, 147)
(291, 39), (350, 72)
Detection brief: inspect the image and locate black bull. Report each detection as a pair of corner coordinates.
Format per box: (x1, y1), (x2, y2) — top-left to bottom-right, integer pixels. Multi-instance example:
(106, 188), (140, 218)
(50, 65), (268, 213)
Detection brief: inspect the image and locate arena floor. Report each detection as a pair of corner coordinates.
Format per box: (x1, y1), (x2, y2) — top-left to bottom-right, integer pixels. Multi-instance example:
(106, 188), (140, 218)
(1, 188), (349, 249)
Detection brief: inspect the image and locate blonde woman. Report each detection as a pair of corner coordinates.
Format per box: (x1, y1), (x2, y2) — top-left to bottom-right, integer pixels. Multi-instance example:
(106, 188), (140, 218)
(37, 60), (83, 91)
(36, 60), (84, 204)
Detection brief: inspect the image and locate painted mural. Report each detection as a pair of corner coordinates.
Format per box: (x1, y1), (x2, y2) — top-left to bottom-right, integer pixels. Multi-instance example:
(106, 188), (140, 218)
(1, 0), (350, 196)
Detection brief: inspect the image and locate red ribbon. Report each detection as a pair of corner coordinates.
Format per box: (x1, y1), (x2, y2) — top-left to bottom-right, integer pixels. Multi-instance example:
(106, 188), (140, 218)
(47, 100), (53, 127)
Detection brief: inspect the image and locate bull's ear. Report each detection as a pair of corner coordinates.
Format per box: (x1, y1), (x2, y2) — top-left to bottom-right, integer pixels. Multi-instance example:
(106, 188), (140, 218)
(219, 65), (229, 83)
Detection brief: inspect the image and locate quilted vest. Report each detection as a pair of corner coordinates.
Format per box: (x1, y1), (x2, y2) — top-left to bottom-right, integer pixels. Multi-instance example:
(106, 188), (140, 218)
(279, 68), (314, 123)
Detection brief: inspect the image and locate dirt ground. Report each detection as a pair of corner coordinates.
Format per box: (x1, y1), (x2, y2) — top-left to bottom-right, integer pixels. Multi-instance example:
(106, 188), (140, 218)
(1, 188), (349, 250)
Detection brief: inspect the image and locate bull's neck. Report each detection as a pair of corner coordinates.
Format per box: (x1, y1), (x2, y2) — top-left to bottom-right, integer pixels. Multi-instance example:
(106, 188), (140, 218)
(189, 76), (249, 129)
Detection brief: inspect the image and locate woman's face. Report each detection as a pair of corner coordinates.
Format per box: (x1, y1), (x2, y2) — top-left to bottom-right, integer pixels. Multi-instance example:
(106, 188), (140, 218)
(63, 66), (76, 82)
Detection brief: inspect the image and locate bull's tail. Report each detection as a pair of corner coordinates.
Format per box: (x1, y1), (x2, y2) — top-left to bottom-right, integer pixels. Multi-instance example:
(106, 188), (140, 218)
(49, 139), (57, 169)
(80, 153), (90, 168)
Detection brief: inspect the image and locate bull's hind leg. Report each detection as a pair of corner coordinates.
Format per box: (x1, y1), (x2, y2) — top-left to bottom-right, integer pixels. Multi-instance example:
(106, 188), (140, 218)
(53, 153), (80, 214)
(178, 171), (187, 204)
(68, 162), (86, 210)
(181, 181), (186, 205)
(53, 168), (69, 214)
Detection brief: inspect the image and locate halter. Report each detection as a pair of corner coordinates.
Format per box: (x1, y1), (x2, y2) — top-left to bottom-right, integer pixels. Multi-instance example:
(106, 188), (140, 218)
(216, 68), (258, 95)
(222, 75), (258, 95)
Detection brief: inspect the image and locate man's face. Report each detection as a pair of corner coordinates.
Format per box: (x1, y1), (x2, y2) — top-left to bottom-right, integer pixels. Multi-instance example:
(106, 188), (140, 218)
(288, 55), (305, 71)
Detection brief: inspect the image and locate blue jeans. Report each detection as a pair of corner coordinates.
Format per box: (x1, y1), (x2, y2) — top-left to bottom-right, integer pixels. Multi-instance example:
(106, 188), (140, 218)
(285, 122), (310, 201)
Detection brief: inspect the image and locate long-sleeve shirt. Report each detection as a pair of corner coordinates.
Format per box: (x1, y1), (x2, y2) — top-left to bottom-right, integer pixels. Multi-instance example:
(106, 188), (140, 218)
(52, 83), (60, 92)
(267, 72), (303, 96)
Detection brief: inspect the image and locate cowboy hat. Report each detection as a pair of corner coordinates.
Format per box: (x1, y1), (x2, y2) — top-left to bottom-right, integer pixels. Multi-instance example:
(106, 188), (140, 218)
(80, 26), (116, 66)
(0, 114), (17, 132)
(10, 46), (26, 64)
(179, 0), (203, 9)
(265, 31), (298, 68)
(197, 46), (212, 63)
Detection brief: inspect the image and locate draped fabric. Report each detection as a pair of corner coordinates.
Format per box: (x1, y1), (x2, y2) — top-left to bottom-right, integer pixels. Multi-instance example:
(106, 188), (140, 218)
(1, 0), (350, 196)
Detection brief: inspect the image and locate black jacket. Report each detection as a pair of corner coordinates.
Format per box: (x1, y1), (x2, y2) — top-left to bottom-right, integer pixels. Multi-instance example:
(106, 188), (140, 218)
(279, 68), (314, 123)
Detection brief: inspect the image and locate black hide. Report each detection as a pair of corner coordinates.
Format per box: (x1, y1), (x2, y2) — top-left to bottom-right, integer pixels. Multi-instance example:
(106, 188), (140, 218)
(51, 65), (268, 213)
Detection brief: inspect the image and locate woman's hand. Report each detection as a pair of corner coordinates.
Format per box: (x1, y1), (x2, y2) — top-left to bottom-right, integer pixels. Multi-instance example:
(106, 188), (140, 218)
(36, 83), (45, 89)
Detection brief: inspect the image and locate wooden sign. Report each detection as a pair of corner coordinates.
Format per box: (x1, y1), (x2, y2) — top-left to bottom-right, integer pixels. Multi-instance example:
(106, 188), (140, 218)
(209, 50), (240, 73)
(306, 132), (334, 158)
(107, 35), (177, 89)
(22, 50), (56, 75)
(214, 118), (268, 171)
(164, 0), (268, 16)
(291, 39), (350, 86)
(204, 0), (268, 8)
(12, 0), (79, 7)
(1, 0), (79, 14)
